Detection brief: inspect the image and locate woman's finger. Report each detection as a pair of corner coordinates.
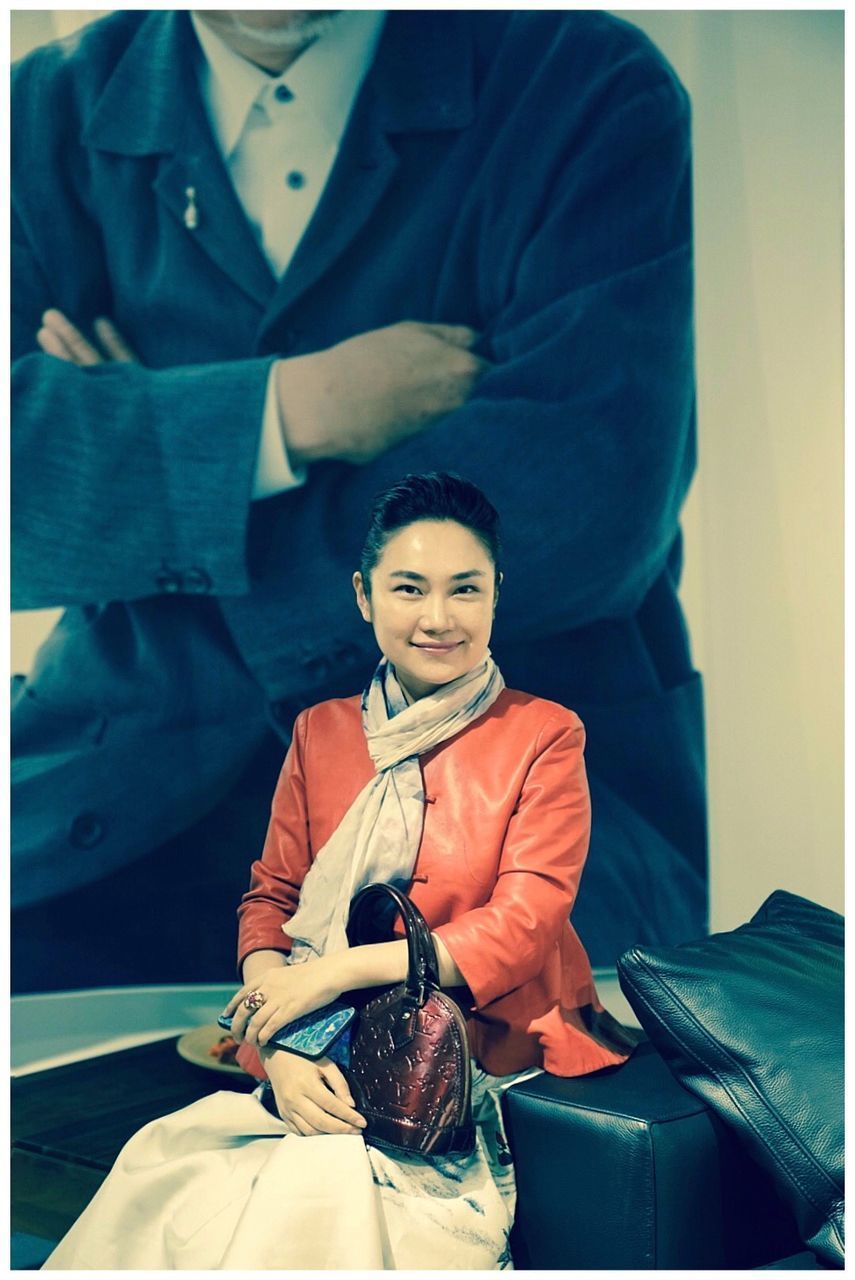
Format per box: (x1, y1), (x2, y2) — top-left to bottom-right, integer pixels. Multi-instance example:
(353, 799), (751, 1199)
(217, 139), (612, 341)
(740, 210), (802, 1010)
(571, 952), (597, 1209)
(239, 1010), (261, 1044)
(93, 316), (138, 363)
(41, 309), (102, 366)
(222, 983), (252, 1017)
(290, 1113), (311, 1136)
(225, 982), (250, 1010)
(254, 1005), (291, 1047)
(318, 1060), (357, 1108)
(244, 1002), (280, 1046)
(227, 995), (259, 1042)
(309, 1075), (366, 1129)
(299, 1097), (363, 1136)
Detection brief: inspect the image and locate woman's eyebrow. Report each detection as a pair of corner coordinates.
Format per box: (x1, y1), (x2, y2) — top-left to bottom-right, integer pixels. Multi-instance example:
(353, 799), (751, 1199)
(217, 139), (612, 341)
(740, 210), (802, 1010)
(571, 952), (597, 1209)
(388, 569), (486, 581)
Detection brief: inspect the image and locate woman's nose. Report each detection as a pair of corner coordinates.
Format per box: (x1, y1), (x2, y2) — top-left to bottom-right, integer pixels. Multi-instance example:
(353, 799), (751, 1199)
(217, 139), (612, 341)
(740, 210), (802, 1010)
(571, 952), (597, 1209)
(421, 594), (452, 631)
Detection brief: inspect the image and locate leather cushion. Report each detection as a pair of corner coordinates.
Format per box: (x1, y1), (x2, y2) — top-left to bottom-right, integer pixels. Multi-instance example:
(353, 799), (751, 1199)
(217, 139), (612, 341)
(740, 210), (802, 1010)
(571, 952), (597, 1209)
(617, 890), (843, 1267)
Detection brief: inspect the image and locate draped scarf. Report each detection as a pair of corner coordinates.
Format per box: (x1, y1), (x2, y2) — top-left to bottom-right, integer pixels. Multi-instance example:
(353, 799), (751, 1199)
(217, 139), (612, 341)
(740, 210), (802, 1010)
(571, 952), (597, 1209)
(285, 652), (505, 962)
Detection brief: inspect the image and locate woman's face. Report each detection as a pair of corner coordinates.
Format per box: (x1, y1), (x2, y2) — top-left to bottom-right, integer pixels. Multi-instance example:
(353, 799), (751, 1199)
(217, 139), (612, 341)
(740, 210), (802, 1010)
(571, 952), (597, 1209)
(353, 519), (499, 702)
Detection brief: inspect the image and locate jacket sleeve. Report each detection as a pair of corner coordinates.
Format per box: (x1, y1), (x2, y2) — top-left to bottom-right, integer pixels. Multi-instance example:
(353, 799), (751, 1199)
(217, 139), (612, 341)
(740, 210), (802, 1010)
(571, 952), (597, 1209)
(227, 61), (695, 668)
(432, 716), (591, 1010)
(235, 710), (312, 977)
(11, 203), (275, 609)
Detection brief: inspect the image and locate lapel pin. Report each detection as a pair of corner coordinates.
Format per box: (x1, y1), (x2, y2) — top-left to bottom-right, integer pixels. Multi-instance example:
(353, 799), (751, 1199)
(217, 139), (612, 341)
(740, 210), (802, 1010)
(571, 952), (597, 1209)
(183, 186), (199, 230)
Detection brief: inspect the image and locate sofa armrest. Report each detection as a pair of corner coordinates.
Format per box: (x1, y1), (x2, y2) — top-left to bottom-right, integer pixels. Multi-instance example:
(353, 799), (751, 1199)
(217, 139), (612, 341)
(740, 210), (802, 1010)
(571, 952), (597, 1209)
(503, 1040), (804, 1270)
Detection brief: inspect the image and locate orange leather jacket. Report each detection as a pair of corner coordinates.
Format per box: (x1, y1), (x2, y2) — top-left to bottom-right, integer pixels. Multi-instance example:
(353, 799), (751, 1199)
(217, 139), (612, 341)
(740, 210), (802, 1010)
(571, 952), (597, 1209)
(236, 688), (637, 1079)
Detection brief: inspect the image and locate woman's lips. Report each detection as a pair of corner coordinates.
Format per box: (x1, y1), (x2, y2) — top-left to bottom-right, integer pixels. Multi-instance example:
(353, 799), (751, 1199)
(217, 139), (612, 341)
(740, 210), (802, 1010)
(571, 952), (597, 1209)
(411, 641), (463, 653)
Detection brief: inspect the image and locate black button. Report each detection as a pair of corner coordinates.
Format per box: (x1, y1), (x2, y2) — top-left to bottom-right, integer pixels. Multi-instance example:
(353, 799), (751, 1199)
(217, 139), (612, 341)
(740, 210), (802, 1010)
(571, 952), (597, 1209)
(69, 812), (105, 850)
(285, 170), (306, 190)
(183, 567), (213, 594)
(274, 84), (293, 103)
(155, 571), (182, 594)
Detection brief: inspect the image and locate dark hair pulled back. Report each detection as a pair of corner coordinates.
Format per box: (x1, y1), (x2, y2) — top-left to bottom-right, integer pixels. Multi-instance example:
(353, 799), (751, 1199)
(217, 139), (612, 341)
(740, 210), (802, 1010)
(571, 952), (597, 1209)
(359, 472), (502, 597)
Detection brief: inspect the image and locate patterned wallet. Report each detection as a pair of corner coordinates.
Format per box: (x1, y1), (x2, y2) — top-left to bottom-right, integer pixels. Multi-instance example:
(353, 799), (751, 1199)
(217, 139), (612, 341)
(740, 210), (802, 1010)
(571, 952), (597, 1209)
(218, 1001), (355, 1066)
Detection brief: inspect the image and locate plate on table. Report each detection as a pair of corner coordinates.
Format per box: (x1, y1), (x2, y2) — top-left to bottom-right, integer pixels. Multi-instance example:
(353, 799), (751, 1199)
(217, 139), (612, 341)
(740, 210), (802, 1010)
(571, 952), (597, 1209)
(176, 1024), (246, 1077)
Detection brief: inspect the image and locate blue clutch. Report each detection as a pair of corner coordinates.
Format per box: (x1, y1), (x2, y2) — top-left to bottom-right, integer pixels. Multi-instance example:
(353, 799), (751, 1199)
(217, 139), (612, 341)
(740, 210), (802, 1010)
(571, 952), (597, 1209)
(218, 1001), (355, 1067)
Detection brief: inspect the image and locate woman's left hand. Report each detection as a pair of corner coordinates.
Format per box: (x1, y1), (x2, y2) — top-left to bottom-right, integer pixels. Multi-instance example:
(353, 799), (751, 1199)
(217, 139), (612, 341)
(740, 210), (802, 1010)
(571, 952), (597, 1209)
(224, 957), (345, 1048)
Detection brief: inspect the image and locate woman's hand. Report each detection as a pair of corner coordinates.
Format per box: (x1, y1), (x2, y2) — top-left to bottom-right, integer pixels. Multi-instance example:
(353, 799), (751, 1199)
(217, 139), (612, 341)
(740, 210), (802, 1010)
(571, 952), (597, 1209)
(262, 1047), (367, 1137)
(224, 956), (345, 1048)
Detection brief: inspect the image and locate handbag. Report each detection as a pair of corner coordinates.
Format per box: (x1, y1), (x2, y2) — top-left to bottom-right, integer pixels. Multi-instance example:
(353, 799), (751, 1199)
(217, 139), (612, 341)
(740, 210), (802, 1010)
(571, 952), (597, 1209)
(343, 882), (475, 1156)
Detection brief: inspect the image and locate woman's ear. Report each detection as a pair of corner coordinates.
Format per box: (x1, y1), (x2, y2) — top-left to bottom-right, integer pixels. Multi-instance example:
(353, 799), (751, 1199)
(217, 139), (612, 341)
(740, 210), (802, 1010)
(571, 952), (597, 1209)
(353, 571), (372, 623)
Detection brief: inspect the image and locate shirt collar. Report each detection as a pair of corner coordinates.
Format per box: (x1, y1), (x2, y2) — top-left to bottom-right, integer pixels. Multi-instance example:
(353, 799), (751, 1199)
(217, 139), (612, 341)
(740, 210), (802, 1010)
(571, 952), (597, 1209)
(190, 11), (387, 159)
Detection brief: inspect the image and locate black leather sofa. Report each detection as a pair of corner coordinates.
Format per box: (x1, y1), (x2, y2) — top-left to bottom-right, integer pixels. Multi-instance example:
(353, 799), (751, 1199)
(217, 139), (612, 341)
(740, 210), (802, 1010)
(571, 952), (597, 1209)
(504, 1039), (817, 1270)
(504, 890), (843, 1271)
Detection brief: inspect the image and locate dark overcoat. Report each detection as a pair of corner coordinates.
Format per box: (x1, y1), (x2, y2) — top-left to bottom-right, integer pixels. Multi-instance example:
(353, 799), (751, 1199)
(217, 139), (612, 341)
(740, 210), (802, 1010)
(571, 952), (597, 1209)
(11, 9), (705, 963)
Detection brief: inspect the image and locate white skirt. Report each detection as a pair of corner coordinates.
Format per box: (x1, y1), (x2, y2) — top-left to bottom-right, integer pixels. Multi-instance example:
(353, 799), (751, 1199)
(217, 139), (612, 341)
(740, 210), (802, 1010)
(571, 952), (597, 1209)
(43, 1063), (541, 1270)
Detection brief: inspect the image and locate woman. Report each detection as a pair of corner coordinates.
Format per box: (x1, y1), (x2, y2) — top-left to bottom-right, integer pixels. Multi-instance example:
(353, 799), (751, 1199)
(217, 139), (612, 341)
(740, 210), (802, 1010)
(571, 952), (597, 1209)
(45, 472), (638, 1271)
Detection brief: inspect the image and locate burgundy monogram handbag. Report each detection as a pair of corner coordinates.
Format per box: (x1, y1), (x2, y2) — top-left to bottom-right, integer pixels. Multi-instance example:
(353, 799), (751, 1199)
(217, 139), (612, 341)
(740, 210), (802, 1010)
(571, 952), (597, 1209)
(344, 882), (475, 1156)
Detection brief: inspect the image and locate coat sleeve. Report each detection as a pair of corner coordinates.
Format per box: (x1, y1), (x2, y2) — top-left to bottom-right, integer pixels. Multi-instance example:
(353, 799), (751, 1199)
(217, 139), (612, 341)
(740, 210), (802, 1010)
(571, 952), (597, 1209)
(229, 58), (695, 666)
(432, 716), (591, 1010)
(235, 710), (312, 977)
(11, 202), (274, 609)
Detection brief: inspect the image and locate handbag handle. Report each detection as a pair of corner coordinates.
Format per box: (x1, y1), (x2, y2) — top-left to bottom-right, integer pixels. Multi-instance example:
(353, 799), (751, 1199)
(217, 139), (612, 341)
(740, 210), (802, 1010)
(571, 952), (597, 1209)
(346, 882), (441, 1007)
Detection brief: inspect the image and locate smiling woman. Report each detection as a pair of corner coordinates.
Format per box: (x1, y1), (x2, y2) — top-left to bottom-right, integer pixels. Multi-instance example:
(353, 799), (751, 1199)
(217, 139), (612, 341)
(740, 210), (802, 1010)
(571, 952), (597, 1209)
(352, 481), (501, 702)
(42, 472), (639, 1270)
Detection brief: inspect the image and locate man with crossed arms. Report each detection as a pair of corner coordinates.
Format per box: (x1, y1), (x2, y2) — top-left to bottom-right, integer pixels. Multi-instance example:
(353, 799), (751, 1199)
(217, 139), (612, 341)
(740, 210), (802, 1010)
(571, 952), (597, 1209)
(12, 10), (704, 988)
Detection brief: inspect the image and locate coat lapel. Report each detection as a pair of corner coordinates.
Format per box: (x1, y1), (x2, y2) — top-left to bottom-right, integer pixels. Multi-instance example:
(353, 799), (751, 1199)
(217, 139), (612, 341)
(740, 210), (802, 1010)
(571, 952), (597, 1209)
(258, 11), (476, 335)
(151, 128), (276, 311)
(256, 85), (400, 331)
(80, 11), (475, 327)
(81, 10), (275, 311)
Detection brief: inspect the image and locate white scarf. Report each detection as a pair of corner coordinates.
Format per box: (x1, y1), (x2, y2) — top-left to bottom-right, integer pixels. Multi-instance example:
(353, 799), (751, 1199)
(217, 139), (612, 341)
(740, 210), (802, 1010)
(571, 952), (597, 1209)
(285, 652), (505, 961)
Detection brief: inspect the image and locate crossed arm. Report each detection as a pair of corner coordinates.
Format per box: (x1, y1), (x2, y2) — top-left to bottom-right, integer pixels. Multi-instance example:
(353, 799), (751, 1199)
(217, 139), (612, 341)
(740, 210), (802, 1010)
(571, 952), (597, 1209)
(34, 308), (487, 474)
(14, 69), (694, 654)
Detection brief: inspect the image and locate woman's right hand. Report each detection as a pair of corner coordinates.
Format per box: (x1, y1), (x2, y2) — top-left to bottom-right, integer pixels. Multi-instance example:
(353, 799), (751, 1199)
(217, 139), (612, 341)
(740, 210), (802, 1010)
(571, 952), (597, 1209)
(261, 1047), (367, 1137)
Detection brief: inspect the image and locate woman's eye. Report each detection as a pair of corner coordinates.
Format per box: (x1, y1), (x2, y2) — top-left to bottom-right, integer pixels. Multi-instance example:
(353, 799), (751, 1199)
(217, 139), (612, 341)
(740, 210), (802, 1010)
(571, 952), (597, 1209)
(393, 584), (421, 595)
(455, 585), (479, 595)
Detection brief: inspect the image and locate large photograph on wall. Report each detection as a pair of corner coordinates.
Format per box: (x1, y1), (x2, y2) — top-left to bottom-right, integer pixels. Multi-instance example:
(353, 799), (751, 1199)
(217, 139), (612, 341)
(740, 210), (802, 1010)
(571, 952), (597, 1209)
(10, 9), (842, 1271)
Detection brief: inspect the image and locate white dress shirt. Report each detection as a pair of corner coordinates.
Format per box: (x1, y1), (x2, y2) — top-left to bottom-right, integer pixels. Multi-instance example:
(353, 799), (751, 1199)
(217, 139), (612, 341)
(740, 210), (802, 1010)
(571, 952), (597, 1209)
(190, 11), (387, 499)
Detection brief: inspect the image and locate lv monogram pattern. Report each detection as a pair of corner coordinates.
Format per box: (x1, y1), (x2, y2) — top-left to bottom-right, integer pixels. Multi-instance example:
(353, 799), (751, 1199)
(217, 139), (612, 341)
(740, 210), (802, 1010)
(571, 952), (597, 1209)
(347, 985), (472, 1154)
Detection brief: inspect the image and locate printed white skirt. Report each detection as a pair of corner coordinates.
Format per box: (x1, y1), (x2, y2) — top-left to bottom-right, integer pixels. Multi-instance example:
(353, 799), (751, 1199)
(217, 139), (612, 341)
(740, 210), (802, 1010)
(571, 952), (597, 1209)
(43, 1063), (540, 1270)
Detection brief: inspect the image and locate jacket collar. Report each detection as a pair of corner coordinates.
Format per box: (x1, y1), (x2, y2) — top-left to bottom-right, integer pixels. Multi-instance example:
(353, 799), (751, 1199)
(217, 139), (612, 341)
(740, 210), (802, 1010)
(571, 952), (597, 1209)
(189, 10), (387, 159)
(81, 10), (475, 157)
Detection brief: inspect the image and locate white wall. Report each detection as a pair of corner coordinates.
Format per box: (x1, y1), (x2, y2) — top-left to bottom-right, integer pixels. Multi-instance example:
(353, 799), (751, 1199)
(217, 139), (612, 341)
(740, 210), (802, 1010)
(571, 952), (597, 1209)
(613, 10), (843, 925)
(11, 10), (844, 928)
